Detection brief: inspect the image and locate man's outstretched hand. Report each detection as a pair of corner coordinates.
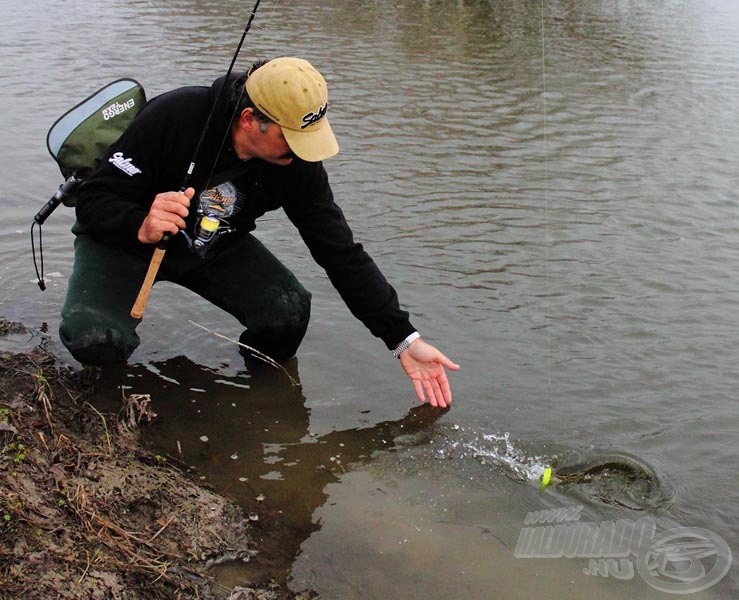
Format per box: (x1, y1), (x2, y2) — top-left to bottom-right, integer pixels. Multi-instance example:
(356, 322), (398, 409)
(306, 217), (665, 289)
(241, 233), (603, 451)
(399, 338), (460, 408)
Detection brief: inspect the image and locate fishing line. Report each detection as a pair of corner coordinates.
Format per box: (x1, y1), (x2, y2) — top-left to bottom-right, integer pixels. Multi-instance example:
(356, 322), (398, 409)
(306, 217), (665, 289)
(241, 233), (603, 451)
(540, 1), (551, 397)
(260, 0), (282, 32)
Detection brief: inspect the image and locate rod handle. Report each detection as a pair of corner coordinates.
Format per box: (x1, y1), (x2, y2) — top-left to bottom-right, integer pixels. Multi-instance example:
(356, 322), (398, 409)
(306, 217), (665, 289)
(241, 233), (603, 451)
(130, 246), (166, 319)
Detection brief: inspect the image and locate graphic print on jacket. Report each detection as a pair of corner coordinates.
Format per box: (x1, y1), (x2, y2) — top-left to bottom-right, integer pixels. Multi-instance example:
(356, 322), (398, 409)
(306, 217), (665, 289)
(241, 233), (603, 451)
(184, 181), (243, 257)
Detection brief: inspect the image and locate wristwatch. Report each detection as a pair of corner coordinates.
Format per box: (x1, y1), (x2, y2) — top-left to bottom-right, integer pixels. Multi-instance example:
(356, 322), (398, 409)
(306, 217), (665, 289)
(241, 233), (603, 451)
(392, 332), (420, 358)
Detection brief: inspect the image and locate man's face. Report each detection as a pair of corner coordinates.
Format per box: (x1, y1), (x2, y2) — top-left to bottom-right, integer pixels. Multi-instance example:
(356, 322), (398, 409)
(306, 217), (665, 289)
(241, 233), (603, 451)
(254, 120), (296, 166)
(234, 110), (295, 166)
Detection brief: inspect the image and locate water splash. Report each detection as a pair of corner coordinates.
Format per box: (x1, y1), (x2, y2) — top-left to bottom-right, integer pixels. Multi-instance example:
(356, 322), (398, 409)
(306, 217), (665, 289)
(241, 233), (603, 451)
(430, 427), (676, 510)
(400, 423), (675, 511)
(467, 431), (551, 483)
(433, 425), (551, 485)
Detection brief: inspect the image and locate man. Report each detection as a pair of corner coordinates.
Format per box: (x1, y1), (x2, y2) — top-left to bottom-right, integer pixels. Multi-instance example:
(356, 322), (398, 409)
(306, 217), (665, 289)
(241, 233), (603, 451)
(60, 57), (459, 407)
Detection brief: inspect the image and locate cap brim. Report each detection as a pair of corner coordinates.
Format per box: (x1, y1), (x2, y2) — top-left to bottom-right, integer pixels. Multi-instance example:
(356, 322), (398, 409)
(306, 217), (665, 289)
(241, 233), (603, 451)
(281, 118), (339, 163)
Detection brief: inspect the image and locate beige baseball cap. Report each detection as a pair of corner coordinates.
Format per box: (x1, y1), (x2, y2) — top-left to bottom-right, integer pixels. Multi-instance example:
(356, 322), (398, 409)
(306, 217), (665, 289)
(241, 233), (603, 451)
(245, 57), (339, 162)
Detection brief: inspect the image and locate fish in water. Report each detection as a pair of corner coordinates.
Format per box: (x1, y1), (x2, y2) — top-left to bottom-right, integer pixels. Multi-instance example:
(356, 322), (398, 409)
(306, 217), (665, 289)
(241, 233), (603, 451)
(552, 452), (658, 485)
(539, 451), (675, 510)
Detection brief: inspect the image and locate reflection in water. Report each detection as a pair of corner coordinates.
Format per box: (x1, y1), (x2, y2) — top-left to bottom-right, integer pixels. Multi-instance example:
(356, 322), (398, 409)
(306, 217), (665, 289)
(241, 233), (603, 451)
(87, 356), (447, 586)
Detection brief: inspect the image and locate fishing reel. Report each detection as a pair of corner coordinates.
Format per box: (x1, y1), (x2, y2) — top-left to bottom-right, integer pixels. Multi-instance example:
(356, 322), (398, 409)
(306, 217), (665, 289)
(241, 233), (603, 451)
(182, 211), (234, 258)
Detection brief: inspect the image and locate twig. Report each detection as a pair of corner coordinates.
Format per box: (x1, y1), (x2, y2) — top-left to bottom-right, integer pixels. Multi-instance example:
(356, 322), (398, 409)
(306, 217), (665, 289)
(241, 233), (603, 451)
(119, 393), (156, 430)
(148, 513), (177, 542)
(32, 370), (55, 436)
(188, 320), (299, 386)
(78, 549), (98, 583)
(37, 431), (50, 453)
(84, 402), (113, 457)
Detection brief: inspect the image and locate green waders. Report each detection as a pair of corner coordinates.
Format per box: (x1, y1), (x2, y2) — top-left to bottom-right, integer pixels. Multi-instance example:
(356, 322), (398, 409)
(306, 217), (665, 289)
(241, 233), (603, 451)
(59, 233), (311, 365)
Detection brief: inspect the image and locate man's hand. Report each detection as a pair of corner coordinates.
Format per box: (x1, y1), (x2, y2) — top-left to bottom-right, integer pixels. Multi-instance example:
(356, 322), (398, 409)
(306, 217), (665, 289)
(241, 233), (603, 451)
(399, 338), (460, 408)
(137, 187), (194, 244)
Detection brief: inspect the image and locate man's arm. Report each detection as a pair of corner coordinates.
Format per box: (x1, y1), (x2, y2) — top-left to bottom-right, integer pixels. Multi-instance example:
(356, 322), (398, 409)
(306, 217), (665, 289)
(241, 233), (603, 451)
(282, 163), (416, 346)
(282, 162), (460, 405)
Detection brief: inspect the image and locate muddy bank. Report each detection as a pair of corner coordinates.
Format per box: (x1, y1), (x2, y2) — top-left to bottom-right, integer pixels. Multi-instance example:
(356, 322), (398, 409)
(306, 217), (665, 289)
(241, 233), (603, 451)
(0, 318), (312, 599)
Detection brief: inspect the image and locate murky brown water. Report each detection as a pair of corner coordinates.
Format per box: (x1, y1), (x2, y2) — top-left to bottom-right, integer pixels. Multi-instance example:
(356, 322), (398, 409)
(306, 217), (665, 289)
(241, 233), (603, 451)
(2, 0), (737, 597)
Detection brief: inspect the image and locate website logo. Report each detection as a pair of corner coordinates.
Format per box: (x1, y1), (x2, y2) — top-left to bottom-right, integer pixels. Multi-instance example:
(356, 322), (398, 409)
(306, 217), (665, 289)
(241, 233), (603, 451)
(637, 527), (732, 594)
(515, 506), (731, 594)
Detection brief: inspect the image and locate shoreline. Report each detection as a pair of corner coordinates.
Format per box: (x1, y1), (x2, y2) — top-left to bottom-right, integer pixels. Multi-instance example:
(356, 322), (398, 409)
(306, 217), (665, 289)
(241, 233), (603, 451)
(0, 317), (312, 599)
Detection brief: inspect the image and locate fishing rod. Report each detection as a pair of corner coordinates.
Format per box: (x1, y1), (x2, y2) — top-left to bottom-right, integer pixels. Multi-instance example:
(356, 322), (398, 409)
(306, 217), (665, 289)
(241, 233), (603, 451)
(130, 0), (262, 319)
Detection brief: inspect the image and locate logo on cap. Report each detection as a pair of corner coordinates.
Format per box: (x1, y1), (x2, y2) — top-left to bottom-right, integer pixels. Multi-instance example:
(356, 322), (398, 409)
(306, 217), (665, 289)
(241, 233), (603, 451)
(302, 103), (327, 129)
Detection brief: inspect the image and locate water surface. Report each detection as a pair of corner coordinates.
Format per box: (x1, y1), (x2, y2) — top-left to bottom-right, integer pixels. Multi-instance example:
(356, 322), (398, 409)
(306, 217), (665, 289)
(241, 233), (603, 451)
(2, 0), (737, 597)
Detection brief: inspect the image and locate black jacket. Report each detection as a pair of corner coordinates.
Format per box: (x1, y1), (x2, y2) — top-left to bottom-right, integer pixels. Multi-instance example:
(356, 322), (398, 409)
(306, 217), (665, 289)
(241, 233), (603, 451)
(74, 76), (415, 349)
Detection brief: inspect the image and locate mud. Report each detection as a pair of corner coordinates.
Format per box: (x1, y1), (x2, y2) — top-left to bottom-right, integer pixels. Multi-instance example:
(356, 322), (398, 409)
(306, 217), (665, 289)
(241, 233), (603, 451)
(0, 318), (314, 600)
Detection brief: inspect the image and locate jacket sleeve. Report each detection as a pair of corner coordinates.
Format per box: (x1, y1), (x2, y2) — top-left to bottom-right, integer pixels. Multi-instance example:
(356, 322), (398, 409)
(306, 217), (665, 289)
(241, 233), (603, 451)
(282, 163), (416, 350)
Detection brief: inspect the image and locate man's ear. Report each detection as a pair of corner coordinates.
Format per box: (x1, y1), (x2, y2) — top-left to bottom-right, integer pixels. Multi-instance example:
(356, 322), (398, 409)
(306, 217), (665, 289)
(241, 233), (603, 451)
(238, 107), (256, 130)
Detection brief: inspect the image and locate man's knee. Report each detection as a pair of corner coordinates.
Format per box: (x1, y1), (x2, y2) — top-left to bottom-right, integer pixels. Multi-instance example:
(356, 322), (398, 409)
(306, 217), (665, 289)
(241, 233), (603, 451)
(240, 285), (311, 362)
(59, 307), (139, 365)
(276, 284), (312, 330)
